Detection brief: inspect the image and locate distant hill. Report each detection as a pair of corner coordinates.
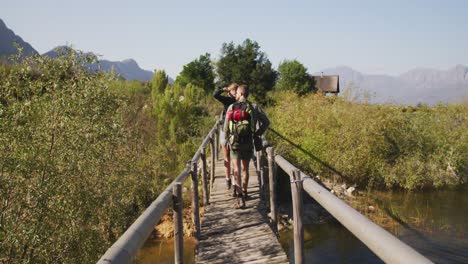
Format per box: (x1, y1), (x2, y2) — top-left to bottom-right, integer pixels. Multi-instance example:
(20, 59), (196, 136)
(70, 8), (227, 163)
(318, 65), (468, 105)
(97, 58), (154, 81)
(43, 46), (154, 82)
(0, 18), (38, 57)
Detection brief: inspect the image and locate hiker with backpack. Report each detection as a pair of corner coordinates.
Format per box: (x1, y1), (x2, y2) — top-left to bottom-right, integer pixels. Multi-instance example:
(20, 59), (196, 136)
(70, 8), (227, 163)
(214, 83), (239, 190)
(223, 85), (270, 208)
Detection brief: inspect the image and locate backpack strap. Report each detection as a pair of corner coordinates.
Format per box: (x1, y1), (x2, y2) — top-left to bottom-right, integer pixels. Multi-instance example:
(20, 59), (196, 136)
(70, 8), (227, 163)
(246, 102), (256, 136)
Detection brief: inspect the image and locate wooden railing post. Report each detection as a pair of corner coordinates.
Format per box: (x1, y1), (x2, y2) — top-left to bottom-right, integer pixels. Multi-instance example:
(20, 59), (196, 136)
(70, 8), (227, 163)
(191, 161), (201, 242)
(256, 151), (264, 200)
(201, 148), (209, 206)
(262, 151), (268, 202)
(267, 147), (278, 233)
(214, 123), (219, 161)
(173, 183), (183, 264)
(210, 138), (216, 187)
(291, 169), (304, 264)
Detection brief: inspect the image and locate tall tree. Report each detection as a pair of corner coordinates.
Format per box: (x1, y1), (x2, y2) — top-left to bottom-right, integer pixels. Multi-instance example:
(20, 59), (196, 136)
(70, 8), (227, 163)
(216, 39), (277, 105)
(275, 60), (316, 96)
(175, 53), (215, 93)
(150, 69), (168, 101)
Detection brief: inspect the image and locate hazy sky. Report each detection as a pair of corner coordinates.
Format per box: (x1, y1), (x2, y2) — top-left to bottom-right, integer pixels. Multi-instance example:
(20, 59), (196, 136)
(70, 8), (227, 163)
(2, 0), (467, 78)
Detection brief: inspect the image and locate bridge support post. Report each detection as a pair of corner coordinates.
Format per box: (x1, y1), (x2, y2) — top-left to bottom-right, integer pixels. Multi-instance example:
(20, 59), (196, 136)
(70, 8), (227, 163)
(201, 148), (209, 206)
(210, 138), (216, 187)
(173, 183), (183, 264)
(214, 123), (219, 161)
(291, 169), (304, 264)
(191, 161), (201, 242)
(267, 147), (278, 233)
(256, 151), (264, 200)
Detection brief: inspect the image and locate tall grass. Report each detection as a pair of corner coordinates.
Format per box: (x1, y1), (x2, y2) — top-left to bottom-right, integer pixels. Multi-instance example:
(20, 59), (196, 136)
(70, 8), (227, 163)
(266, 91), (468, 190)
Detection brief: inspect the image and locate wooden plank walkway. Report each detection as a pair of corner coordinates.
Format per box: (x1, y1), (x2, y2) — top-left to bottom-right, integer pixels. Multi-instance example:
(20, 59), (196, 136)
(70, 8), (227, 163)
(195, 159), (289, 264)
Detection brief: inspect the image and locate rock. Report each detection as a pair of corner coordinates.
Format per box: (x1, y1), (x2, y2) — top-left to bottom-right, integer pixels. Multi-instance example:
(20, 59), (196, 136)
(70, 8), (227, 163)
(345, 186), (356, 197)
(341, 183), (347, 190)
(368, 205), (375, 212)
(344, 186), (356, 197)
(330, 190), (335, 194)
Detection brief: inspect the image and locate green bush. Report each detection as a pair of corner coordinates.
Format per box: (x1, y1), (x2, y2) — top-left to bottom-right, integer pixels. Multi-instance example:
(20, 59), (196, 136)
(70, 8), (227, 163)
(266, 91), (468, 190)
(0, 51), (213, 262)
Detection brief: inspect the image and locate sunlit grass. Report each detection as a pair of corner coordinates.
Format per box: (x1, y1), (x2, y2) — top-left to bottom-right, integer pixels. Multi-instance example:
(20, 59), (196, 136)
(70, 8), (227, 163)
(266, 91), (468, 190)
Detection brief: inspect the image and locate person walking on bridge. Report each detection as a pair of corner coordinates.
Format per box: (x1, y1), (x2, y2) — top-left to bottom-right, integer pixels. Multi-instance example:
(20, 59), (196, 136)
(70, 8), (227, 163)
(214, 83), (238, 191)
(224, 85), (270, 208)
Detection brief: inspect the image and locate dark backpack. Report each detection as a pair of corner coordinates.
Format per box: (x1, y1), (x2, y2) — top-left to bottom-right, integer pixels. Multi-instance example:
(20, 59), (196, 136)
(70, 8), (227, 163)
(226, 102), (254, 150)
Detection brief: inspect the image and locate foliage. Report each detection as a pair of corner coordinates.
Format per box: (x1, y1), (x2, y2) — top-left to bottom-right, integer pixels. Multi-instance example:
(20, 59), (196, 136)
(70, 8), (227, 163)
(275, 59), (315, 96)
(0, 51), (213, 263)
(150, 69), (169, 97)
(216, 39), (277, 105)
(175, 53), (215, 93)
(266, 91), (468, 190)
(151, 82), (212, 173)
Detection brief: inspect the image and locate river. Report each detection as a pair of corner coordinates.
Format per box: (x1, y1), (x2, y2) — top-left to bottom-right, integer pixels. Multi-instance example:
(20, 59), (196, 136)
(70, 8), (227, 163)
(136, 183), (467, 263)
(278, 183), (468, 263)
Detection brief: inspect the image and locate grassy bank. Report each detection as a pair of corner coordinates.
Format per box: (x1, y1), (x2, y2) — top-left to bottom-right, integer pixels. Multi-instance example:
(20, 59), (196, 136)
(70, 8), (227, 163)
(0, 53), (215, 263)
(266, 91), (468, 190)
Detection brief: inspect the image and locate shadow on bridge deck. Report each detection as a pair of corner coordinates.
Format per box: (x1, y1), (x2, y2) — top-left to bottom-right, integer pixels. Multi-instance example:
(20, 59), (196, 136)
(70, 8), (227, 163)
(195, 159), (289, 264)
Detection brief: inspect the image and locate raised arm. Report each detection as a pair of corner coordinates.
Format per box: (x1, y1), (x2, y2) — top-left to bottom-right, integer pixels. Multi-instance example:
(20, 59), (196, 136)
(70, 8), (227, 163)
(213, 87), (232, 106)
(213, 87), (224, 100)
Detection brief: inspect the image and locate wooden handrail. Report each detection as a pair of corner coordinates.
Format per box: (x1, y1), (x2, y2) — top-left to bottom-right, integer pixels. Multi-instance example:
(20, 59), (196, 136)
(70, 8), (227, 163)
(97, 117), (222, 264)
(258, 135), (431, 263)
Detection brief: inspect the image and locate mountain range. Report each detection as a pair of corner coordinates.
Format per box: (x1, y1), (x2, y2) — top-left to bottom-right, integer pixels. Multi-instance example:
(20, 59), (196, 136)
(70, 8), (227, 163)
(0, 18), (154, 82)
(0, 19), (37, 57)
(317, 65), (467, 105)
(42, 46), (153, 81)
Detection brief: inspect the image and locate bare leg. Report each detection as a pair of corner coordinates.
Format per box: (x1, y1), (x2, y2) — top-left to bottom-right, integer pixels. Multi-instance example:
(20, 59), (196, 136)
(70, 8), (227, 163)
(232, 158), (245, 208)
(241, 159), (250, 196)
(232, 158), (242, 194)
(222, 144), (230, 180)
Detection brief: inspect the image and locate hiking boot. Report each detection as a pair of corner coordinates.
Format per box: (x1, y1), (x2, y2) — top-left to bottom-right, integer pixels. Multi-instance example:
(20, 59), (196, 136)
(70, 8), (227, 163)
(234, 194), (245, 209)
(226, 178), (232, 190)
(234, 198), (241, 209)
(232, 188), (237, 198)
(238, 193), (246, 208)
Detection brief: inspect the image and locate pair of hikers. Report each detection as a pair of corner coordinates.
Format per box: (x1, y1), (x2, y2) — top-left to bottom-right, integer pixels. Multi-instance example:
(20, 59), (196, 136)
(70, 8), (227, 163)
(214, 83), (270, 208)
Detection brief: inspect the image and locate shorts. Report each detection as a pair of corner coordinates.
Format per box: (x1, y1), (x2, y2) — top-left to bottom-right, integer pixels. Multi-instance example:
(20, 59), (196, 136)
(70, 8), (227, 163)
(230, 148), (253, 160)
(219, 128), (227, 146)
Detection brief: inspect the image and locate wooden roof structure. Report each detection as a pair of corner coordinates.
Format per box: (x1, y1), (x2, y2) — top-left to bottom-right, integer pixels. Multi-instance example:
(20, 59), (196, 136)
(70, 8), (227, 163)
(312, 75), (340, 93)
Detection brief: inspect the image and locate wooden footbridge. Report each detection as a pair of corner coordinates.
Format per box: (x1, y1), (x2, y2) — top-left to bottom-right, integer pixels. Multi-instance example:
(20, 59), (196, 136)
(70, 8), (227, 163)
(98, 118), (433, 264)
(196, 159), (288, 264)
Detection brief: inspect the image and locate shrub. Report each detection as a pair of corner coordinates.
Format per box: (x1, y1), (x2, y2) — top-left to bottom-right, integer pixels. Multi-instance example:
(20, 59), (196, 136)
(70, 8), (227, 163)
(0, 51), (213, 262)
(266, 91), (468, 190)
